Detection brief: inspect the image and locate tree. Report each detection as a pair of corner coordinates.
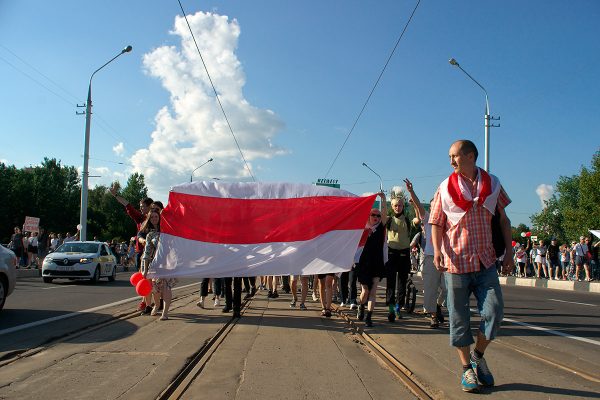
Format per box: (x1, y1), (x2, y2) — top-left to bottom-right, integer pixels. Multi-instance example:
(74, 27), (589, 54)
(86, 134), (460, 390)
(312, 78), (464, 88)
(531, 150), (600, 242)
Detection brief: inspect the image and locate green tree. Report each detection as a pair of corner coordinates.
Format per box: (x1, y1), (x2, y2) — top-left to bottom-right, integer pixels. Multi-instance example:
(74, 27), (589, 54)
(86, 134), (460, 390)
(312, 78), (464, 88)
(531, 150), (600, 242)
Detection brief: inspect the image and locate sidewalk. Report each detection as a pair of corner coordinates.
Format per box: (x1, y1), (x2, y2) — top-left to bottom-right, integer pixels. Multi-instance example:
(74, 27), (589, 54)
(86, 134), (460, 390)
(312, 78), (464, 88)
(1, 288), (598, 399)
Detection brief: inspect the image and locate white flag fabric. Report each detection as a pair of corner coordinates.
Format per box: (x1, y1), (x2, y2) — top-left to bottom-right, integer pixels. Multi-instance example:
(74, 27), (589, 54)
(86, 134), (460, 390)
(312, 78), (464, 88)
(148, 182), (376, 278)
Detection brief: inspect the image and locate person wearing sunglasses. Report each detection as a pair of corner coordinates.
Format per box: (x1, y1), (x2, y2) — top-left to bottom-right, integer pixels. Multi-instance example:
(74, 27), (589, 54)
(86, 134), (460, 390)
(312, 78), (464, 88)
(354, 191), (388, 327)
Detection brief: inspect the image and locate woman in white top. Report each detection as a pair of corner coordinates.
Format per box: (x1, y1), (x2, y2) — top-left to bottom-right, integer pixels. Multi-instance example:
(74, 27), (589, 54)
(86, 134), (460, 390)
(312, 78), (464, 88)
(535, 240), (548, 279)
(514, 245), (528, 277)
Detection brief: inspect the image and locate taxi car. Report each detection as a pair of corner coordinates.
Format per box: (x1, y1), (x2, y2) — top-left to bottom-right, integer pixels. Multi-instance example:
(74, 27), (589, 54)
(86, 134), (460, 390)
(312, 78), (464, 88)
(42, 241), (117, 284)
(0, 244), (17, 311)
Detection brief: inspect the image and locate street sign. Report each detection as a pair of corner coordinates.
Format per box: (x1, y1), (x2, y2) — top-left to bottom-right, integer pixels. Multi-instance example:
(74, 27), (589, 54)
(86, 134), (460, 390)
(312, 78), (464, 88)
(315, 178), (340, 189)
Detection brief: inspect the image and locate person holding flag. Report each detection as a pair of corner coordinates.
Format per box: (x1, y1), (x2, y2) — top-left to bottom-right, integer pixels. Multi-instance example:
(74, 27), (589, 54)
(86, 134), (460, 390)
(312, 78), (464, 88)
(429, 139), (513, 392)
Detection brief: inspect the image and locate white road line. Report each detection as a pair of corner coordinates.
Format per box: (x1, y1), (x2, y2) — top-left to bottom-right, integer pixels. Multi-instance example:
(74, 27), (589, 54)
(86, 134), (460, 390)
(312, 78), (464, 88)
(467, 307), (600, 347)
(548, 298), (598, 307)
(0, 282), (200, 336)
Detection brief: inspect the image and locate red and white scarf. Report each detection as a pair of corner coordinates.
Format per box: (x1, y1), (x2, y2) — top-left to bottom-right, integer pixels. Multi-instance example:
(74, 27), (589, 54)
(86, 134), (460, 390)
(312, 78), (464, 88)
(439, 168), (501, 226)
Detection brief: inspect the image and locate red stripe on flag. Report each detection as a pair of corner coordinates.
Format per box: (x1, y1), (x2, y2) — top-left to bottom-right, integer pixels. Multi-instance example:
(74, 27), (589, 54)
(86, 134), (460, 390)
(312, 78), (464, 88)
(161, 192), (376, 244)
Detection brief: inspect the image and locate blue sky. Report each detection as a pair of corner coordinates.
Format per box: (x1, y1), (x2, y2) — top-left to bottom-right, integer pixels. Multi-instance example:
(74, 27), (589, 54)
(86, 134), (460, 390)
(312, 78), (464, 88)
(1, 0), (599, 226)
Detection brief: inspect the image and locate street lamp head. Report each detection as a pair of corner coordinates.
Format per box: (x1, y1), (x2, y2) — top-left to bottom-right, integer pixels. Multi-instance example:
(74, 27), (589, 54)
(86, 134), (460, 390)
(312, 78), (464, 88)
(122, 45), (133, 54)
(362, 162), (367, 167)
(208, 158), (214, 162)
(449, 58), (459, 66)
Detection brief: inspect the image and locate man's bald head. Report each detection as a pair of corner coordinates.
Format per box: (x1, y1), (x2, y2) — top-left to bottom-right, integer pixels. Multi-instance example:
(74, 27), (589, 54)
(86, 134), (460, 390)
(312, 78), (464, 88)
(452, 140), (479, 162)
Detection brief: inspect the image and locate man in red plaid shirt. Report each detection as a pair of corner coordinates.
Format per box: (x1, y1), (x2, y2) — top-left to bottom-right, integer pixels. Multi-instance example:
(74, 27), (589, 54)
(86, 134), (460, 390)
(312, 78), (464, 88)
(429, 140), (513, 393)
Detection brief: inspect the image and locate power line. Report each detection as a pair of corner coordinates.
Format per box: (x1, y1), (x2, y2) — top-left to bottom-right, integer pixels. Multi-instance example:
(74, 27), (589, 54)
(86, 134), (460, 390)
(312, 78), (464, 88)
(323, 0), (421, 178)
(177, 0), (256, 182)
(0, 45), (136, 151)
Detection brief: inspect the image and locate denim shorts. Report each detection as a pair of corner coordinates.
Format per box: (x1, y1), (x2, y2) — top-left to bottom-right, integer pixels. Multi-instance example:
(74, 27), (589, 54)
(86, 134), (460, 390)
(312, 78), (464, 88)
(445, 264), (504, 347)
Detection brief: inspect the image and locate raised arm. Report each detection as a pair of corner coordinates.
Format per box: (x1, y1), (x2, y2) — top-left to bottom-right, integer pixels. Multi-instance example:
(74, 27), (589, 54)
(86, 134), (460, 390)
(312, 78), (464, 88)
(109, 184), (129, 207)
(404, 178), (426, 219)
(379, 191), (388, 225)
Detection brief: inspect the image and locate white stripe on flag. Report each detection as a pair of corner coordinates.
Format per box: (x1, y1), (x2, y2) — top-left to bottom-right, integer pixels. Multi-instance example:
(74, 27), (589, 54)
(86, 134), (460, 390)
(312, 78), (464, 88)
(149, 230), (361, 278)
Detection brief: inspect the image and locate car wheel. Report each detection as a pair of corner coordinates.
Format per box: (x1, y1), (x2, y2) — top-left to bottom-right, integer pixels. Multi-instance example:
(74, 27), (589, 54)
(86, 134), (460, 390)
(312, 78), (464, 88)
(108, 266), (116, 282)
(0, 276), (7, 311)
(43, 277), (54, 284)
(90, 266), (101, 284)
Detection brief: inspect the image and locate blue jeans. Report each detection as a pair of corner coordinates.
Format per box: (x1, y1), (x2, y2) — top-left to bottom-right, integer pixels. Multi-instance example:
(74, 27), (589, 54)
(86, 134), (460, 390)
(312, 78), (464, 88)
(445, 264), (504, 347)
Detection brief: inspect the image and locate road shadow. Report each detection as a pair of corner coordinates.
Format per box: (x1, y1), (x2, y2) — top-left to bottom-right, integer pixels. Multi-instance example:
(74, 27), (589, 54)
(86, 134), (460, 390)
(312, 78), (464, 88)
(492, 382), (600, 398)
(0, 310), (139, 357)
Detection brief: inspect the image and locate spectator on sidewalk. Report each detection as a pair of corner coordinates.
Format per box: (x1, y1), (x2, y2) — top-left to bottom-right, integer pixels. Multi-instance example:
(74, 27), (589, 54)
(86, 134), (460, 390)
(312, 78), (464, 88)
(547, 239), (560, 280)
(573, 236), (592, 281)
(37, 227), (49, 267)
(9, 227), (25, 267)
(430, 139), (513, 392)
(27, 232), (38, 268)
(535, 240), (548, 279)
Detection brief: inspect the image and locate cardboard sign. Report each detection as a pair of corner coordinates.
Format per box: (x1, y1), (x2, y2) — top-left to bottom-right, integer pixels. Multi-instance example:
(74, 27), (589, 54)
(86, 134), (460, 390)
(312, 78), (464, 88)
(531, 235), (538, 242)
(23, 216), (40, 233)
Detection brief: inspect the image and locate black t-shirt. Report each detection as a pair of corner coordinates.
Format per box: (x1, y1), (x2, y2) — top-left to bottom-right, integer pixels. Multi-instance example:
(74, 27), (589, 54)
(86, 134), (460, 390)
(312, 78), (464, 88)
(547, 244), (560, 261)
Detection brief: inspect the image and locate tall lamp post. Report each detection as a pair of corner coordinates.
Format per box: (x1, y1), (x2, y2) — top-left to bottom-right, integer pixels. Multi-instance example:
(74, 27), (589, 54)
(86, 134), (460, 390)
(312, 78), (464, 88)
(190, 158), (214, 182)
(449, 58), (499, 172)
(79, 45), (132, 242)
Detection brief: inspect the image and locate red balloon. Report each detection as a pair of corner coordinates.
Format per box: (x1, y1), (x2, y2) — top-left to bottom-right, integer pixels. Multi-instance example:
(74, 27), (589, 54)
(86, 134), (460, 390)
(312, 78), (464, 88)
(526, 232), (532, 237)
(136, 279), (152, 296)
(129, 272), (144, 286)
(511, 241), (517, 247)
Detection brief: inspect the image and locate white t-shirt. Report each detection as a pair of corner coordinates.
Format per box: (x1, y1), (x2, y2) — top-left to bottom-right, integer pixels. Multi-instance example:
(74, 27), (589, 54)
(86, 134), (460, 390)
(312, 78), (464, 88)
(422, 211), (434, 256)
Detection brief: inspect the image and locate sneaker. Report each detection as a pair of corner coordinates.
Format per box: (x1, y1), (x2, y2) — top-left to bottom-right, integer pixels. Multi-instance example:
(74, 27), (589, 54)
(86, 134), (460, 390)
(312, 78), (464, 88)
(430, 314), (439, 329)
(299, 303), (307, 310)
(357, 304), (365, 321)
(214, 298), (221, 307)
(365, 311), (373, 327)
(436, 304), (445, 324)
(290, 299), (297, 308)
(395, 304), (403, 319)
(196, 298), (205, 309)
(349, 303), (357, 310)
(340, 302), (345, 308)
(461, 368), (479, 392)
(471, 353), (494, 387)
(267, 290), (273, 298)
(312, 292), (318, 302)
(271, 291), (279, 298)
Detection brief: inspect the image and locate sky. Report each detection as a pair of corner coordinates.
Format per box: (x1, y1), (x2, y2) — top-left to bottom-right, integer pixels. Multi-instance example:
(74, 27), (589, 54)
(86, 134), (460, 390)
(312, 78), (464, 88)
(1, 0), (599, 227)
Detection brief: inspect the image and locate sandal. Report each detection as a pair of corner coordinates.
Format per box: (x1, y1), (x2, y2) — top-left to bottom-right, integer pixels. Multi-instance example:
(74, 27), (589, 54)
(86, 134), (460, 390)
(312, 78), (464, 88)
(321, 309), (327, 316)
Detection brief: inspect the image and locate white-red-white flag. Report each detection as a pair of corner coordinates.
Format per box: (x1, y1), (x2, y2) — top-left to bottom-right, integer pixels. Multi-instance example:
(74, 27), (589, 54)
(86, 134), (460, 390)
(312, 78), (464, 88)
(148, 182), (376, 278)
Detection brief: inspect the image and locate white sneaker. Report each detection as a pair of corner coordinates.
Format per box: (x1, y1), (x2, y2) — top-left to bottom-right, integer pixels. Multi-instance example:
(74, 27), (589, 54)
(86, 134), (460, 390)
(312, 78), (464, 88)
(349, 303), (357, 310)
(196, 298), (205, 309)
(340, 302), (346, 307)
(312, 292), (318, 302)
(214, 298), (221, 307)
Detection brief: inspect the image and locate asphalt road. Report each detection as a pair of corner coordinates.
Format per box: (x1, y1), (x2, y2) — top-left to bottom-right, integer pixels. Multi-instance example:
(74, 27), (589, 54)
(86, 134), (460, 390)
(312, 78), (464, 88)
(2, 273), (599, 363)
(0, 272), (201, 332)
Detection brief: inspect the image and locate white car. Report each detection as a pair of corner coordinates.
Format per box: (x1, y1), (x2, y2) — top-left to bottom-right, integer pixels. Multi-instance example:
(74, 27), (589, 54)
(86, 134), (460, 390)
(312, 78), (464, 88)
(0, 244), (18, 311)
(42, 241), (117, 284)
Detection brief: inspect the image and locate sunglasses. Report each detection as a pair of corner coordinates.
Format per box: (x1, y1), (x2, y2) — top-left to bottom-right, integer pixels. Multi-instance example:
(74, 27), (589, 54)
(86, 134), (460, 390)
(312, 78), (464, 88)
(371, 214), (381, 217)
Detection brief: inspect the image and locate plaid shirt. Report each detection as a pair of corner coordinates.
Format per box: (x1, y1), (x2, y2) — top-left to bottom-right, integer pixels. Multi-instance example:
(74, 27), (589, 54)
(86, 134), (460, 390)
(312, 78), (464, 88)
(429, 180), (511, 274)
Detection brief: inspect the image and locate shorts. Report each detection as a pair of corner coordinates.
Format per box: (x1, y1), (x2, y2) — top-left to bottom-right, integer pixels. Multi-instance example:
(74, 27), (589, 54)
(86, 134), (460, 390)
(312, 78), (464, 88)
(575, 256), (587, 266)
(445, 264), (503, 347)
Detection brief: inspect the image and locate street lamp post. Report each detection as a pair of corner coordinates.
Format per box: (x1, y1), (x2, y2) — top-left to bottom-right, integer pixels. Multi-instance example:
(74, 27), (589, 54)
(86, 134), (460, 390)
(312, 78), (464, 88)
(449, 58), (499, 172)
(362, 162), (383, 192)
(190, 158), (214, 182)
(79, 45), (132, 242)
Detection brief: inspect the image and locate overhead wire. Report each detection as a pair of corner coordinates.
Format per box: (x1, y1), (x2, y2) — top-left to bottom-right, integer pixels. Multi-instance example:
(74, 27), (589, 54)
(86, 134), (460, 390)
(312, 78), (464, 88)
(0, 45), (136, 153)
(177, 0), (256, 182)
(323, 0), (421, 178)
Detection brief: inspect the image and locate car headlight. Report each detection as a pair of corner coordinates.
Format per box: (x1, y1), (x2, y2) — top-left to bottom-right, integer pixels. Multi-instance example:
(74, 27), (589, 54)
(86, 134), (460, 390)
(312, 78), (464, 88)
(79, 258), (93, 264)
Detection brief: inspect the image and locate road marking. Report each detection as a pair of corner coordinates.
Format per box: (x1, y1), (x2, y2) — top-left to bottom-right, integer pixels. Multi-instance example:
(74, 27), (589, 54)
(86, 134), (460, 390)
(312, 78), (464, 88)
(468, 307), (600, 347)
(548, 298), (598, 307)
(0, 282), (200, 336)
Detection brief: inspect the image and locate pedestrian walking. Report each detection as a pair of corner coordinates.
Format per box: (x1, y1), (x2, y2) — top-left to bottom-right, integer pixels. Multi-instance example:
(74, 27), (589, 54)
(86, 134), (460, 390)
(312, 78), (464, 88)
(429, 140), (513, 392)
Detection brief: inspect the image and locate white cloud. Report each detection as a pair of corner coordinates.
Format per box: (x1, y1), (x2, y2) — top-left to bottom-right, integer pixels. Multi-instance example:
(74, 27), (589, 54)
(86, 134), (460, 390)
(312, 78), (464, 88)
(535, 183), (554, 208)
(130, 11), (285, 199)
(112, 142), (125, 156)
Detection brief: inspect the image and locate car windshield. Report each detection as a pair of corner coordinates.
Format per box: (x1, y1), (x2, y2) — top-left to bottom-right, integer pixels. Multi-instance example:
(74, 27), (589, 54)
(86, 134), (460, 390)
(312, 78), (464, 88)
(56, 243), (99, 254)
